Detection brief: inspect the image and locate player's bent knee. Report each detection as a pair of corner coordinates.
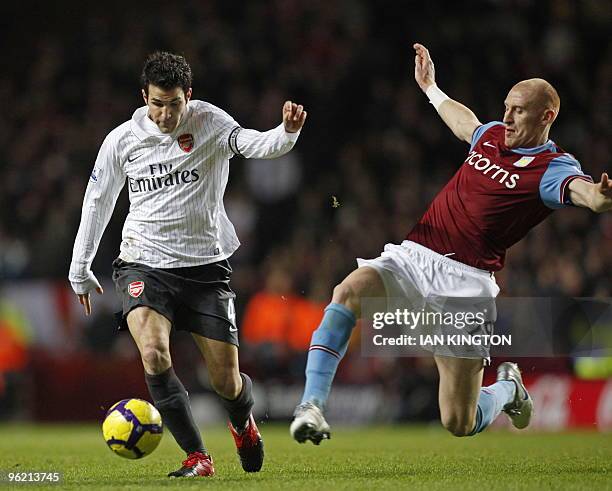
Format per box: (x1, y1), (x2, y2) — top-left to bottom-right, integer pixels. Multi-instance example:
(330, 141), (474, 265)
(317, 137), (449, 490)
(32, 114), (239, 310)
(447, 424), (474, 438)
(441, 414), (475, 437)
(140, 345), (171, 374)
(331, 268), (384, 318)
(332, 282), (360, 316)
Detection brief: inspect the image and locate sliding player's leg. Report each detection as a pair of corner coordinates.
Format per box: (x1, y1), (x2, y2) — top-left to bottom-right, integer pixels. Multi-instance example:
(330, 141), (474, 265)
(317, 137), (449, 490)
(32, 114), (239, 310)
(435, 355), (485, 436)
(291, 266), (385, 444)
(435, 355), (532, 436)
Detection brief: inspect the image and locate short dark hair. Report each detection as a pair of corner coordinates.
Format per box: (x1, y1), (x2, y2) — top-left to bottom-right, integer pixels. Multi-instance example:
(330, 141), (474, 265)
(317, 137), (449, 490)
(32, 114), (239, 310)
(141, 51), (193, 95)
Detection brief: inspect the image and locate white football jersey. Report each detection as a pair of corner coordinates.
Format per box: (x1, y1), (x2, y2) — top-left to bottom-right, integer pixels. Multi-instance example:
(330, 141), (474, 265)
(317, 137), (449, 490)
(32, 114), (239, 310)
(69, 100), (299, 294)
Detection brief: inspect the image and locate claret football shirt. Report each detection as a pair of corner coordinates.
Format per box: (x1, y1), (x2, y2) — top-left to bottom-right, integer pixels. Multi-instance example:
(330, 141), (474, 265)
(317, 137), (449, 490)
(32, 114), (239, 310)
(407, 122), (592, 271)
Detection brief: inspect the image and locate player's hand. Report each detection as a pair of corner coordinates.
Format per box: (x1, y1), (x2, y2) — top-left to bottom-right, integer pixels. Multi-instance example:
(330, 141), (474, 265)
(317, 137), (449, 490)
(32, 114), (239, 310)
(72, 271), (104, 316)
(78, 287), (104, 316)
(414, 43), (436, 93)
(283, 101), (307, 133)
(593, 172), (612, 212)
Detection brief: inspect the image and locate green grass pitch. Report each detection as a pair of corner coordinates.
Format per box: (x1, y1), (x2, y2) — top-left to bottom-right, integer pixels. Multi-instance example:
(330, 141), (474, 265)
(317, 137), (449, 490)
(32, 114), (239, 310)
(0, 423), (610, 490)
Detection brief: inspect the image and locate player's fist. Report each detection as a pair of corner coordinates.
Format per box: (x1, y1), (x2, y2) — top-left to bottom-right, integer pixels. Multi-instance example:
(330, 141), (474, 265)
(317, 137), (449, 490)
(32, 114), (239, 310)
(283, 101), (307, 133)
(414, 43), (436, 93)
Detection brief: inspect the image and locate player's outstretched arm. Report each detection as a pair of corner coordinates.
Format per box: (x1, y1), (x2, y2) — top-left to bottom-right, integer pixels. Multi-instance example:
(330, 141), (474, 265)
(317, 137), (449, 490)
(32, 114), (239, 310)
(568, 173), (612, 213)
(229, 101), (307, 159)
(414, 43), (481, 144)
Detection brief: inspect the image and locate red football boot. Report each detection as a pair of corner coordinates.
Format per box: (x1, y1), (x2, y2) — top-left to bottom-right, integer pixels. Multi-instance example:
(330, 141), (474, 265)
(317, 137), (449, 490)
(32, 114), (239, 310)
(228, 414), (264, 472)
(167, 451), (215, 478)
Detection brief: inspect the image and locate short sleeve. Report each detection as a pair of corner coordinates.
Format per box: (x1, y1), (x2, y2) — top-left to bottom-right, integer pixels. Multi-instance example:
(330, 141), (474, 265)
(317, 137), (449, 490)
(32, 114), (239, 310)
(469, 121), (504, 151)
(539, 154), (593, 209)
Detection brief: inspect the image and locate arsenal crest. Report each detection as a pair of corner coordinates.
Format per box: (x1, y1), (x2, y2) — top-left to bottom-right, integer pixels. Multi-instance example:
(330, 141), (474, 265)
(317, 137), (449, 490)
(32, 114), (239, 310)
(178, 133), (194, 152)
(128, 281), (145, 298)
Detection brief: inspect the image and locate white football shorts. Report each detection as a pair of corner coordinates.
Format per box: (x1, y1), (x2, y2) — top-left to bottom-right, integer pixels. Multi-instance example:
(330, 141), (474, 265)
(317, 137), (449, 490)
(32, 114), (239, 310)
(357, 240), (500, 360)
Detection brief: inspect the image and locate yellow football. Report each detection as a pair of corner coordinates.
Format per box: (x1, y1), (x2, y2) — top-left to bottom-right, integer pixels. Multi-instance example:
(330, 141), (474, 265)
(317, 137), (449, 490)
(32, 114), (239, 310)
(102, 399), (163, 459)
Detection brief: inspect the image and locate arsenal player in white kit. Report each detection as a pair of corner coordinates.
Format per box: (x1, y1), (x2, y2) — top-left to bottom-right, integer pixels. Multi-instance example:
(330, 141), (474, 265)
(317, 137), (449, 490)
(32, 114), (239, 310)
(290, 43), (612, 444)
(69, 52), (306, 477)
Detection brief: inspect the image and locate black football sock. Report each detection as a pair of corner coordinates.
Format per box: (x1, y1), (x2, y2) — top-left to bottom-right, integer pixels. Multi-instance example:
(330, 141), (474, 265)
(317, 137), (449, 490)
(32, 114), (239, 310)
(145, 366), (206, 455)
(220, 372), (254, 432)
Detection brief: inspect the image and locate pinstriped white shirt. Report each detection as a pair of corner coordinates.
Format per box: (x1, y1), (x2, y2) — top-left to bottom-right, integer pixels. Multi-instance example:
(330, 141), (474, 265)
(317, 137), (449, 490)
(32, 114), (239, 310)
(69, 100), (299, 293)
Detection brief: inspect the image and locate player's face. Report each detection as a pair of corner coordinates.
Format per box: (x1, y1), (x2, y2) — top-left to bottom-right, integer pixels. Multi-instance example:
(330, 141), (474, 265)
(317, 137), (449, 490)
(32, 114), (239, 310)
(502, 87), (546, 148)
(143, 85), (192, 134)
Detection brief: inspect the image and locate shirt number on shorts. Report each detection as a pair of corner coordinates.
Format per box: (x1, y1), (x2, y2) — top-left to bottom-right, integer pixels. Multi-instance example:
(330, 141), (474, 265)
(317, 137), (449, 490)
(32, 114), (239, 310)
(228, 298), (237, 331)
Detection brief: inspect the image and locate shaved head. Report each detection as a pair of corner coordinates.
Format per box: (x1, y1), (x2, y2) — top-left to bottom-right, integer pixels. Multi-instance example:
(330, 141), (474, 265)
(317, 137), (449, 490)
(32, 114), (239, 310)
(503, 78), (561, 148)
(511, 78), (560, 117)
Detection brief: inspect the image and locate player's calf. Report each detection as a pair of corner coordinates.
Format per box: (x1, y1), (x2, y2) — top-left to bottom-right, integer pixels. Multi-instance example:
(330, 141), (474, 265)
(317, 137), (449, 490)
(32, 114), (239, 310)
(219, 373), (264, 472)
(218, 373), (255, 431)
(210, 371), (242, 400)
(299, 303), (357, 410)
(435, 355), (483, 437)
(145, 367), (207, 456)
(293, 267), (384, 443)
(440, 361), (532, 437)
(290, 303), (353, 445)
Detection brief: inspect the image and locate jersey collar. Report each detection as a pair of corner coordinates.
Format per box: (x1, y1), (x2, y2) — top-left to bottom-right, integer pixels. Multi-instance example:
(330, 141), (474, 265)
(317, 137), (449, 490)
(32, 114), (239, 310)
(508, 139), (557, 155)
(130, 104), (192, 142)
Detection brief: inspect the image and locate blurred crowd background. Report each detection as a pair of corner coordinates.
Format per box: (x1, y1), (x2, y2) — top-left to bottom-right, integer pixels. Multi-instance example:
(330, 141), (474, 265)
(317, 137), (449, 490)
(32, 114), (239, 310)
(0, 0), (611, 424)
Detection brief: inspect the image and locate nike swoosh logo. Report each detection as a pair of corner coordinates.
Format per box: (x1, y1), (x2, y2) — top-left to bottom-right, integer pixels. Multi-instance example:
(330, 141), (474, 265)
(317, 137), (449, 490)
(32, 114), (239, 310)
(127, 153), (143, 162)
(229, 326), (238, 332)
(483, 141), (496, 148)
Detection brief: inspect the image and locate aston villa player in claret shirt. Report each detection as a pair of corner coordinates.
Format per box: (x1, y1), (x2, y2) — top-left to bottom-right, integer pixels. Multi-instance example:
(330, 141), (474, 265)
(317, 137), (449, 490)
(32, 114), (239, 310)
(290, 43), (612, 445)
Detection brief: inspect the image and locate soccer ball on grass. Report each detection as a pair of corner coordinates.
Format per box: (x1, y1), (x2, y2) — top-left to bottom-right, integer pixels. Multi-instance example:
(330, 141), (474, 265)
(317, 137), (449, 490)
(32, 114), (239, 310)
(102, 398), (163, 459)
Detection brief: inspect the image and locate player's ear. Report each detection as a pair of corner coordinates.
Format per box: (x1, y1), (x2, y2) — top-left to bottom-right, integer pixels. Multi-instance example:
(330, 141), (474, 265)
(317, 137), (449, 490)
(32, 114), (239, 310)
(141, 89), (148, 105)
(185, 87), (192, 103)
(543, 108), (556, 125)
